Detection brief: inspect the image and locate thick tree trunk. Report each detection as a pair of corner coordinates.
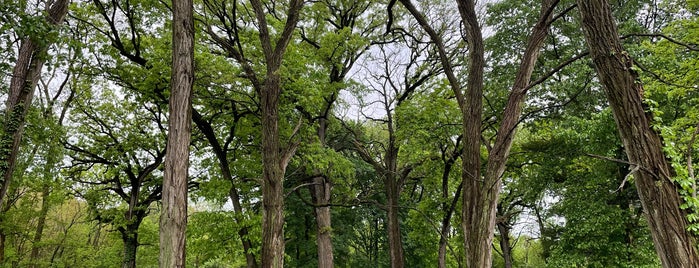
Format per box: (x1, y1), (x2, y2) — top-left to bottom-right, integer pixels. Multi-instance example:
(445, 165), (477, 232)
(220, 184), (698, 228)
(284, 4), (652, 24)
(121, 227), (139, 268)
(576, 0), (699, 266)
(249, 0), (303, 266)
(386, 176), (404, 268)
(456, 1), (553, 266)
(160, 0), (194, 266)
(310, 175), (334, 268)
(260, 74), (285, 268)
(0, 0), (69, 207)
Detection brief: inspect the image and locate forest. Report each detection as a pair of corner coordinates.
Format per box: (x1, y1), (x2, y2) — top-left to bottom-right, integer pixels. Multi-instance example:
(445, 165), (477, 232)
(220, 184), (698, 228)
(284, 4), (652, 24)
(1, 0), (698, 267)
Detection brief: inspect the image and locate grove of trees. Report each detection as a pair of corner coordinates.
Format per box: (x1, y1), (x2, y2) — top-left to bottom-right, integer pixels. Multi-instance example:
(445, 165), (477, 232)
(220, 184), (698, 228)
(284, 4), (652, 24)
(1, 0), (698, 267)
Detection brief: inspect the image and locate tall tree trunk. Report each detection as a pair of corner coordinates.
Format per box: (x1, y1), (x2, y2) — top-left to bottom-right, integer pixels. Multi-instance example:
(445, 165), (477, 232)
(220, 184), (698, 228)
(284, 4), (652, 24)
(29, 185), (51, 267)
(0, 0), (69, 208)
(121, 227), (139, 268)
(576, 0), (699, 266)
(456, 1), (554, 266)
(310, 175), (333, 268)
(309, 117), (334, 268)
(160, 0), (194, 266)
(400, 0), (555, 265)
(248, 0), (304, 266)
(260, 74), (285, 268)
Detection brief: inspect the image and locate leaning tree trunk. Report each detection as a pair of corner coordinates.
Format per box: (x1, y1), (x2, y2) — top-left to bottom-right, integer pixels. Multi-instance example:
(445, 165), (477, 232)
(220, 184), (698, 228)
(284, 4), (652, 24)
(0, 0), (69, 208)
(576, 0), (699, 266)
(160, 0), (194, 266)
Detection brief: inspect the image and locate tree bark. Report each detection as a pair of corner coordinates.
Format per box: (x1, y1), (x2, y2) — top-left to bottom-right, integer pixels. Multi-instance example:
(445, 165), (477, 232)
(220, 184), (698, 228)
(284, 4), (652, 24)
(0, 0), (69, 208)
(121, 226), (140, 268)
(310, 174), (334, 268)
(160, 0), (194, 266)
(576, 0), (699, 266)
(497, 221), (513, 268)
(29, 185), (50, 267)
(386, 172), (404, 268)
(399, 0), (555, 266)
(247, 0), (304, 266)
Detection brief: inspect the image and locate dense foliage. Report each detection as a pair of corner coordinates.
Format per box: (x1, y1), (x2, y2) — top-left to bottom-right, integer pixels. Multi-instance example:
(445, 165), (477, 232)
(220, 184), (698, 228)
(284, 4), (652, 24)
(0, 0), (697, 267)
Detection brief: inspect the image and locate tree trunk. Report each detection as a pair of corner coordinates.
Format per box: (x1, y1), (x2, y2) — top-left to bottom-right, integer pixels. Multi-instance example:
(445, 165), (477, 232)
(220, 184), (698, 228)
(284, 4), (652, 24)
(121, 227), (139, 268)
(260, 73), (285, 268)
(0, 0), (69, 207)
(386, 174), (404, 268)
(576, 0), (699, 266)
(160, 0), (194, 266)
(456, 1), (554, 266)
(0, 230), (5, 263)
(248, 0), (304, 266)
(310, 175), (334, 268)
(29, 185), (51, 267)
(497, 222), (513, 268)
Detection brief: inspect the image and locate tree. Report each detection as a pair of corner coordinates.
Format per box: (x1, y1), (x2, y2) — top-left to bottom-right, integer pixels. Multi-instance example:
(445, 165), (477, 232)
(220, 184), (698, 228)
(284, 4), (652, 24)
(159, 0), (194, 266)
(0, 0), (69, 212)
(201, 0), (305, 266)
(395, 0), (557, 266)
(576, 0), (699, 266)
(65, 90), (167, 268)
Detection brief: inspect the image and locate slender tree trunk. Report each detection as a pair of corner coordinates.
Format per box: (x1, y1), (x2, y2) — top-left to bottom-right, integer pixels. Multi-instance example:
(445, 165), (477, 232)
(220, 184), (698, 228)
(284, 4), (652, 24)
(0, 0), (69, 207)
(576, 0), (699, 266)
(0, 230), (5, 263)
(121, 227), (139, 268)
(29, 185), (50, 267)
(160, 0), (194, 266)
(192, 110), (258, 268)
(497, 222), (513, 268)
(438, 158), (461, 268)
(229, 187), (258, 268)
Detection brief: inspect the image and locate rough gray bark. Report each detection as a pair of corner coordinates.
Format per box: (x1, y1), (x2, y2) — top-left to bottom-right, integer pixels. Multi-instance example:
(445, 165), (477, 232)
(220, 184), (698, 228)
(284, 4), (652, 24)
(160, 0), (194, 266)
(576, 0), (699, 266)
